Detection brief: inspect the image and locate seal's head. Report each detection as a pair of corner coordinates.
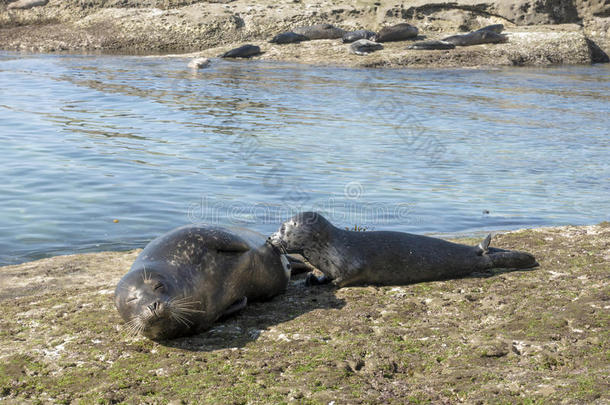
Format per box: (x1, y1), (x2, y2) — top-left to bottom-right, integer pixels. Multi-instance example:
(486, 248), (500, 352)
(269, 212), (332, 253)
(114, 268), (205, 340)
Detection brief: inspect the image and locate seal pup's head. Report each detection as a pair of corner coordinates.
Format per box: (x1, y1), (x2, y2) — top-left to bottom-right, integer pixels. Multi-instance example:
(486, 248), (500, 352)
(269, 212), (333, 253)
(114, 267), (205, 340)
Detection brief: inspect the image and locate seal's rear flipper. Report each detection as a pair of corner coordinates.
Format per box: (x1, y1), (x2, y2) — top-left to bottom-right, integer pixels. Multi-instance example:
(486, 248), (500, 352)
(477, 234), (492, 255)
(221, 296), (248, 318)
(488, 251), (539, 270)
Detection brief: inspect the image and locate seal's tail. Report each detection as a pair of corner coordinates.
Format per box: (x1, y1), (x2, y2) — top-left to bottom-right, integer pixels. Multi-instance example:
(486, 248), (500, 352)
(477, 234), (539, 269)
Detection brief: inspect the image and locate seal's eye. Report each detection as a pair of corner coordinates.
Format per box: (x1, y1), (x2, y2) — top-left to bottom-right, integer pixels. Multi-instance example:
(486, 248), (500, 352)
(126, 297), (137, 303)
(153, 282), (164, 291)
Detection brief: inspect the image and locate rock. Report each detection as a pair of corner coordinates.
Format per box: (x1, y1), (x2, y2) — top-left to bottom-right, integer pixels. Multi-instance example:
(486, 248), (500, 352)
(269, 32), (309, 44)
(372, 23), (418, 42)
(407, 40), (455, 50)
(221, 44), (261, 58)
(349, 39), (383, 55)
(397, 0), (609, 26)
(584, 17), (610, 63)
(7, 0), (48, 10)
(293, 23), (345, 40)
(493, 0), (580, 25)
(187, 57), (210, 69)
(342, 30), (376, 43)
(478, 342), (509, 358)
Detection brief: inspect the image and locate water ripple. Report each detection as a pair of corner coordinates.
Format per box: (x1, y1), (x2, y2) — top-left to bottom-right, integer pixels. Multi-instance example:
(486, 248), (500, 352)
(0, 53), (608, 265)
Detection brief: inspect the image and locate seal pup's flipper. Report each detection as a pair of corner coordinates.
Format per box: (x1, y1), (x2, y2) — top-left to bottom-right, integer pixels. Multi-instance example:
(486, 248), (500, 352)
(221, 296), (248, 318)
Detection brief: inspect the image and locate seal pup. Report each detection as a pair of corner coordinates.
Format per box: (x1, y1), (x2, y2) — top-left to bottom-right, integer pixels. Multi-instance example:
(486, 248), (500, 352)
(293, 23), (345, 40)
(350, 39), (383, 55)
(221, 44), (262, 58)
(269, 212), (538, 288)
(269, 32), (310, 44)
(372, 23), (418, 42)
(442, 31), (507, 47)
(115, 225), (290, 340)
(342, 30), (376, 43)
(407, 40), (455, 50)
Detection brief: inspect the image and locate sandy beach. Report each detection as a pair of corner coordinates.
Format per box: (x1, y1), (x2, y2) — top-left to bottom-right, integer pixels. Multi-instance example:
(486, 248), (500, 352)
(1, 223), (608, 403)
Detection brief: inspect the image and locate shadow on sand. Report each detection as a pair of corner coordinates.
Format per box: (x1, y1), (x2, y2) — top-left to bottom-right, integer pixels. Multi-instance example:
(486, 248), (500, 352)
(156, 265), (537, 352)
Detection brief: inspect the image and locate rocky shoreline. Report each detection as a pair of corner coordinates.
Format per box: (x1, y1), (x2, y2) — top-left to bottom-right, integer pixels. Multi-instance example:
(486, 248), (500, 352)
(0, 0), (608, 68)
(0, 223), (608, 403)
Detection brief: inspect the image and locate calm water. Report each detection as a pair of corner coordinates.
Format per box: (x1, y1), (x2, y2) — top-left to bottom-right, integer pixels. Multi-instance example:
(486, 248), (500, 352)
(0, 52), (608, 265)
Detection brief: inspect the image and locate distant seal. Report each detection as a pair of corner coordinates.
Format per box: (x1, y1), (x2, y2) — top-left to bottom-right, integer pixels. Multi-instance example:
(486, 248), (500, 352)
(350, 39), (383, 55)
(7, 0), (47, 9)
(293, 23), (345, 40)
(221, 44), (262, 58)
(372, 23), (418, 42)
(442, 31), (507, 46)
(407, 40), (455, 50)
(115, 225), (290, 340)
(187, 57), (210, 69)
(269, 32), (310, 44)
(342, 30), (376, 43)
(475, 24), (504, 34)
(269, 212), (538, 288)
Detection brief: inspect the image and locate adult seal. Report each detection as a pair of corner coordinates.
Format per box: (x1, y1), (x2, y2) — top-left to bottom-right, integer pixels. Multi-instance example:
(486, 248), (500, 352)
(221, 44), (262, 58)
(269, 212), (538, 287)
(372, 23), (418, 42)
(115, 225), (291, 340)
(293, 23), (345, 40)
(475, 24), (504, 34)
(442, 30), (507, 46)
(269, 32), (310, 44)
(407, 40), (455, 50)
(342, 30), (376, 43)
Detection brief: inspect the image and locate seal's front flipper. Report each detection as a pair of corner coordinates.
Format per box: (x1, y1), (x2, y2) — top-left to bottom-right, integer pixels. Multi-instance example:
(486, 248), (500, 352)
(221, 296), (248, 318)
(287, 255), (316, 275)
(305, 273), (330, 286)
(280, 255), (292, 279)
(477, 234), (492, 255)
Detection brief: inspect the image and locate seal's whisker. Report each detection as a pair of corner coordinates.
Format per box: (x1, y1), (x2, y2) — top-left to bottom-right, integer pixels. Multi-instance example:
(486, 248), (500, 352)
(170, 296), (199, 304)
(169, 299), (203, 310)
(173, 306), (205, 314)
(171, 312), (193, 327)
(172, 302), (203, 310)
(174, 316), (191, 327)
(170, 299), (204, 314)
(124, 317), (144, 338)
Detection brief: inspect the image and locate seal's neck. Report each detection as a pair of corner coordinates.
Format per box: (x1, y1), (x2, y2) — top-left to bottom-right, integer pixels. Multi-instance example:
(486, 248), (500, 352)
(301, 227), (347, 280)
(241, 245), (288, 300)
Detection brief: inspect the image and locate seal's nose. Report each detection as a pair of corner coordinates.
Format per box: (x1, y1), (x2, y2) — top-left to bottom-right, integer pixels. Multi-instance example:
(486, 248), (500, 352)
(147, 301), (163, 315)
